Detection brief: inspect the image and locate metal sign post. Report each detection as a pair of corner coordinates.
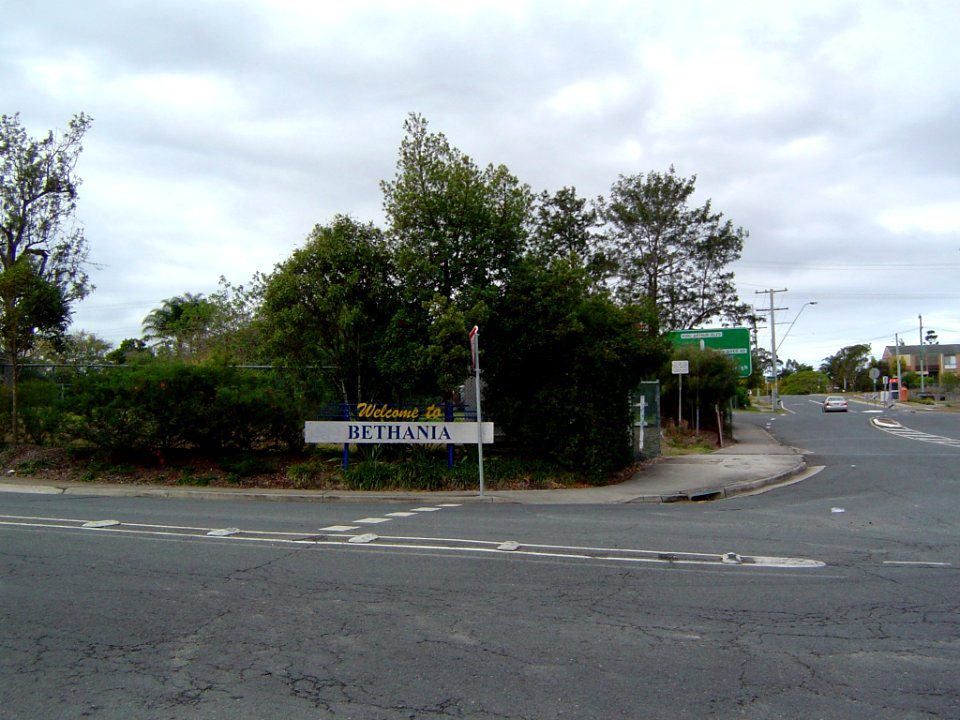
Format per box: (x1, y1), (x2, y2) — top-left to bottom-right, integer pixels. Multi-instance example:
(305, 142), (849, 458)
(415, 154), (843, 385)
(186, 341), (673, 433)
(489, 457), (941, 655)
(470, 326), (485, 497)
(672, 360), (689, 428)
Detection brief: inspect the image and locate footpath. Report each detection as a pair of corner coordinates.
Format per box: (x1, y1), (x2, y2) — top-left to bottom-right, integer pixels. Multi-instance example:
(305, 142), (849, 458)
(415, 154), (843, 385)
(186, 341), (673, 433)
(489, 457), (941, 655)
(0, 415), (806, 505)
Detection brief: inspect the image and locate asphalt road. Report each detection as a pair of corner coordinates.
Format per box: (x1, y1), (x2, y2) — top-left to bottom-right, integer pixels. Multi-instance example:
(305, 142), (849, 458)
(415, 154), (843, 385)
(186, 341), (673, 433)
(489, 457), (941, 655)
(1, 397), (958, 719)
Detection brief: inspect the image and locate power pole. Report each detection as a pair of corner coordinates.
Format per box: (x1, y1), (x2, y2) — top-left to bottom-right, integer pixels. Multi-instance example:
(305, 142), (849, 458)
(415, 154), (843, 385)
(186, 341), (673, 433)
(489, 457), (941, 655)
(755, 288), (788, 409)
(919, 315), (925, 393)
(895, 332), (902, 402)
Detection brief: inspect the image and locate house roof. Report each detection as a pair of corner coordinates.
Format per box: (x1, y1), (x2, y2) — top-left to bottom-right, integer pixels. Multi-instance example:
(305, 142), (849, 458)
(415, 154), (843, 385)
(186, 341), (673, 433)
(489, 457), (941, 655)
(882, 343), (960, 356)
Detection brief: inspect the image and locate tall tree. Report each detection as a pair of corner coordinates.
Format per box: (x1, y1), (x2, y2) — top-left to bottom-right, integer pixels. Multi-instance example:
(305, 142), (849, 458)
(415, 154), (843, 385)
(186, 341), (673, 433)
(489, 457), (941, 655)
(205, 275), (265, 363)
(380, 113), (532, 312)
(820, 344), (872, 391)
(529, 186), (613, 284)
(0, 112), (93, 442)
(599, 166), (748, 331)
(530, 186), (597, 258)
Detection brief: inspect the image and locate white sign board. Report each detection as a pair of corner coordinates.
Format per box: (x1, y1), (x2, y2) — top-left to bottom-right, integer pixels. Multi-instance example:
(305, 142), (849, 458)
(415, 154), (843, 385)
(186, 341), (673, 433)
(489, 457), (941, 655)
(672, 360), (690, 374)
(305, 421), (494, 445)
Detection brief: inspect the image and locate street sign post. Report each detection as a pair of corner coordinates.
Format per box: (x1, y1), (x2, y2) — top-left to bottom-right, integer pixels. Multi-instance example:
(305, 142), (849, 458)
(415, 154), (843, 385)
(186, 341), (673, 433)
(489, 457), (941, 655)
(672, 360), (689, 427)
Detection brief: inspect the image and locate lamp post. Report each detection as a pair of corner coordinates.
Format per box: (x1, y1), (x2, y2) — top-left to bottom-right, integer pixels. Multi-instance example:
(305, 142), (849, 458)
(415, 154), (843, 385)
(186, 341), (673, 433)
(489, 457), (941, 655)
(777, 301), (818, 354)
(771, 301), (817, 405)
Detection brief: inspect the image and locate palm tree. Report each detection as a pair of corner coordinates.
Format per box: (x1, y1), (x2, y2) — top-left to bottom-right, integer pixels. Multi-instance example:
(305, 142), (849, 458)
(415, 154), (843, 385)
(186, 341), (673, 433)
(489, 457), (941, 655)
(142, 293), (214, 358)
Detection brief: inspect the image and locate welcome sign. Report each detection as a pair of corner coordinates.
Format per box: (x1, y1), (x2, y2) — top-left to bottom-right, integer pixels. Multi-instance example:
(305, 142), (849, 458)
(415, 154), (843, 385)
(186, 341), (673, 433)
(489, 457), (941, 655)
(304, 420), (494, 445)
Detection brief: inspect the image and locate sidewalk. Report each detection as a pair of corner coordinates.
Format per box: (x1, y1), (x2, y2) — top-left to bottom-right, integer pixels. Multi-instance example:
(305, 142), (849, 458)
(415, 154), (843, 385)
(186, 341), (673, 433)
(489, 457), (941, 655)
(0, 418), (806, 505)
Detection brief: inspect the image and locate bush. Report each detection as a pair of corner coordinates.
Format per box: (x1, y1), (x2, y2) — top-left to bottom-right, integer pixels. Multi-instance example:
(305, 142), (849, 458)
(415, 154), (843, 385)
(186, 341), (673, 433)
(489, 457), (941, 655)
(60, 361), (305, 453)
(15, 379), (69, 444)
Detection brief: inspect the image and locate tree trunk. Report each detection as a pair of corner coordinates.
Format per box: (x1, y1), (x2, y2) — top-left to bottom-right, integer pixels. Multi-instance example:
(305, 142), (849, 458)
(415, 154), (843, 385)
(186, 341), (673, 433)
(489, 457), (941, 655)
(10, 354), (19, 445)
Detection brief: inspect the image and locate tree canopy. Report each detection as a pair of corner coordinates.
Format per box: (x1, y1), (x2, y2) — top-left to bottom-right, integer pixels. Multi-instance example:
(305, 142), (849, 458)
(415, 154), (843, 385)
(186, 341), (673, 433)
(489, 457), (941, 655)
(483, 255), (667, 478)
(820, 344), (872, 391)
(599, 166), (748, 332)
(0, 112), (93, 442)
(381, 112), (532, 312)
(142, 293), (216, 358)
(258, 215), (397, 405)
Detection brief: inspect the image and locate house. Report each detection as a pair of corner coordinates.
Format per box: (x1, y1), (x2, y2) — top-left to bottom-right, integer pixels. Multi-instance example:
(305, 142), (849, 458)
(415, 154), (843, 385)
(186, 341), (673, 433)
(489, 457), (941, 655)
(881, 343), (960, 382)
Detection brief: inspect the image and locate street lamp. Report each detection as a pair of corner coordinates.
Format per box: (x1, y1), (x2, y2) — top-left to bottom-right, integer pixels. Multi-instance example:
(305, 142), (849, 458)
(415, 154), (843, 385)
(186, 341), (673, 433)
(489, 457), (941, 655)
(777, 301), (818, 354)
(769, 301), (817, 409)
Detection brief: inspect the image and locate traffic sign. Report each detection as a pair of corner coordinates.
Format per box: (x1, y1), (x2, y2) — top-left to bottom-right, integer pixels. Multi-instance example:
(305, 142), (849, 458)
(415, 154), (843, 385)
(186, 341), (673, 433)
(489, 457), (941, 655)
(667, 328), (752, 378)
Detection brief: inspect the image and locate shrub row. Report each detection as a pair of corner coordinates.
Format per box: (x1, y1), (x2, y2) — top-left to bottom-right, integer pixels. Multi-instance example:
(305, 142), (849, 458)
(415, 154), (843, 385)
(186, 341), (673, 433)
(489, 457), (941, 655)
(12, 363), (307, 452)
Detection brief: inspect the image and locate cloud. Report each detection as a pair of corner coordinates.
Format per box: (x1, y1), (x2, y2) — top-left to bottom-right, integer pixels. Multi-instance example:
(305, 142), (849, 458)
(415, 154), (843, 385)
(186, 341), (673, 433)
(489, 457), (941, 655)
(1, 0), (957, 366)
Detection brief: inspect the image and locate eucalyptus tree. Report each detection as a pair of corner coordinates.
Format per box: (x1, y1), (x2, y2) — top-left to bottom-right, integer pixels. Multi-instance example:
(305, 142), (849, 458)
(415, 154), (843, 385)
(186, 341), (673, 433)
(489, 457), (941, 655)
(0, 112), (93, 442)
(204, 275), (265, 363)
(599, 166), (748, 332)
(820, 343), (872, 391)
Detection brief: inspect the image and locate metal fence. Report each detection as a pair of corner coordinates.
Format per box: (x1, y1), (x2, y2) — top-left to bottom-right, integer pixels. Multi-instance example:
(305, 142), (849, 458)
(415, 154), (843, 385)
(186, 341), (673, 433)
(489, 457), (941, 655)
(631, 380), (661, 459)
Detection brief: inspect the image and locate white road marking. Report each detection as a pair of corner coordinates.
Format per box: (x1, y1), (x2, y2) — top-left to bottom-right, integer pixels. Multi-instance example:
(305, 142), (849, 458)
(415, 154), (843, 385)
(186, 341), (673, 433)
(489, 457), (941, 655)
(207, 528), (240, 536)
(319, 525), (359, 532)
(883, 560), (951, 567)
(872, 420), (960, 448)
(82, 519), (121, 528)
(348, 533), (378, 544)
(353, 517), (391, 524)
(411, 506), (442, 512)
(385, 512), (416, 517)
(0, 514), (825, 570)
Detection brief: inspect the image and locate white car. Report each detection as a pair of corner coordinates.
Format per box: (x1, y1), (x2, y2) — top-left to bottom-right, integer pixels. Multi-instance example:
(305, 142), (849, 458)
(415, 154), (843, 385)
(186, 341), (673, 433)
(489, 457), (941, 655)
(822, 396), (848, 413)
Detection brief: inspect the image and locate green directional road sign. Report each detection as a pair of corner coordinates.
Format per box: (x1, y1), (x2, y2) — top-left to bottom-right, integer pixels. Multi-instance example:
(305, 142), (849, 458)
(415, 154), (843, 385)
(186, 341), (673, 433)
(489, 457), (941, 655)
(666, 327), (753, 378)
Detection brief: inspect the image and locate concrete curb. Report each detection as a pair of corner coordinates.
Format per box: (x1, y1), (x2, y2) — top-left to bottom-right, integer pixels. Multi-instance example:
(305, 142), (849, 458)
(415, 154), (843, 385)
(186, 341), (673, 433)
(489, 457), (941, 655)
(718, 456), (809, 499)
(0, 418), (811, 505)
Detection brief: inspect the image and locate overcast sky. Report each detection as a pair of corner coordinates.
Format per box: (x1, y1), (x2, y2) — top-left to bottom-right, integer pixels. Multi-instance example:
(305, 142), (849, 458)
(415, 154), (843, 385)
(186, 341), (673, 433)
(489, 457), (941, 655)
(3, 0), (958, 367)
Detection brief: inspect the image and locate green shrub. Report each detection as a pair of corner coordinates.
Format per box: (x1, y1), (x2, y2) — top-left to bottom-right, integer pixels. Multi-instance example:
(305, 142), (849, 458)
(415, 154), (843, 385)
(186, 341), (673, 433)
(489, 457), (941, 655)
(14, 458), (52, 475)
(60, 361), (304, 453)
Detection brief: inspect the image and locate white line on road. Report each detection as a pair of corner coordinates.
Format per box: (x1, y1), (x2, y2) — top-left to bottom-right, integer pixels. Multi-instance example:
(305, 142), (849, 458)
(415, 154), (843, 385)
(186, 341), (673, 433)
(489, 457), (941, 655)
(0, 515), (825, 570)
(871, 420), (960, 448)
